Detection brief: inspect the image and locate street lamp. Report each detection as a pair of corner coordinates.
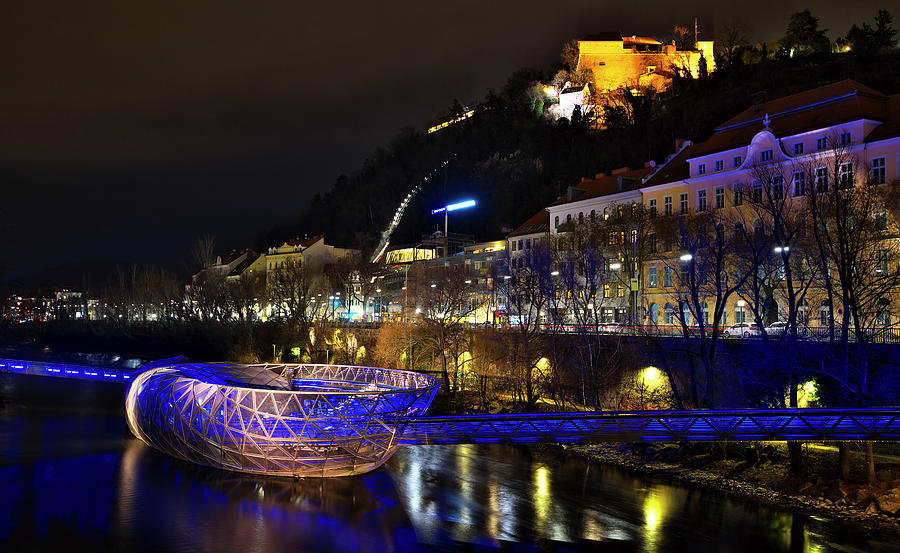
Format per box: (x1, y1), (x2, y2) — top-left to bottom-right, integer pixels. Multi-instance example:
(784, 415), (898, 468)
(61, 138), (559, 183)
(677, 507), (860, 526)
(609, 262), (622, 270)
(774, 246), (790, 253)
(679, 253), (693, 262)
(432, 199), (476, 255)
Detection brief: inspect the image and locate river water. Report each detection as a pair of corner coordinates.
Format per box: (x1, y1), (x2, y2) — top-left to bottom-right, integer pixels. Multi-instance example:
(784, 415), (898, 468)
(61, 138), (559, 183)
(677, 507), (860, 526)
(1, 373), (898, 552)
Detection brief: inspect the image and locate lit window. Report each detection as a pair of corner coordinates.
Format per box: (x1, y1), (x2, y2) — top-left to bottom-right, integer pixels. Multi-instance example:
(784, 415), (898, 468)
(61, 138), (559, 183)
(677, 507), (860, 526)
(603, 284), (610, 298)
(603, 207), (609, 220)
(617, 284), (625, 298)
(792, 171), (806, 196)
(815, 167), (828, 193)
(839, 162), (854, 188)
(771, 175), (784, 200)
(871, 157), (886, 185)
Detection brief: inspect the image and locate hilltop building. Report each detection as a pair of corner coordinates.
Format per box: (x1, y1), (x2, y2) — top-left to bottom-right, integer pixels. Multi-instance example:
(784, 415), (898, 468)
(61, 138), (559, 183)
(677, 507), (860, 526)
(576, 32), (714, 93)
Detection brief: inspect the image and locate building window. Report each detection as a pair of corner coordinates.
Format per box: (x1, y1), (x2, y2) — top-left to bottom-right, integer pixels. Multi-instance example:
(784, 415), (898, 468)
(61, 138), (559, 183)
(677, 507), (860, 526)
(631, 202), (637, 216)
(603, 284), (610, 298)
(567, 214), (572, 223)
(871, 157), (886, 185)
(732, 183), (743, 206)
(735, 307), (746, 324)
(876, 210), (888, 230)
(554, 216), (559, 228)
(663, 196), (672, 216)
(665, 303), (675, 324)
(793, 142), (804, 155)
(716, 223), (726, 244)
(714, 187), (725, 209)
(876, 249), (889, 275)
(648, 233), (657, 253)
(603, 207), (609, 220)
(760, 149), (773, 162)
(648, 198), (657, 217)
(733, 155), (742, 168)
(608, 232), (617, 245)
(816, 137), (827, 151)
(664, 266), (674, 287)
(771, 175), (784, 200)
(518, 239), (523, 250)
(579, 212), (584, 222)
(815, 167), (828, 193)
(679, 193), (688, 214)
(697, 163), (706, 175)
(590, 209), (596, 220)
(751, 181), (763, 202)
(839, 131), (851, 146)
(664, 235), (673, 252)
(697, 189), (707, 211)
(617, 284), (625, 298)
(792, 170), (806, 196)
(839, 162), (854, 188)
(715, 159), (724, 172)
(511, 240), (517, 252)
(733, 222), (744, 241)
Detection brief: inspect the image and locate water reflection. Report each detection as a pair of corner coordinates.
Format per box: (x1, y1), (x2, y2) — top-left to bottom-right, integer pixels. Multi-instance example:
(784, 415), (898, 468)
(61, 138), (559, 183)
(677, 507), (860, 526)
(2, 374), (900, 552)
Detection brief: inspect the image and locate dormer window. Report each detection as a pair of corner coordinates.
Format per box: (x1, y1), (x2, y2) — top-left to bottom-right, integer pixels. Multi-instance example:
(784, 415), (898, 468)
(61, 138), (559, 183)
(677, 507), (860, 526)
(697, 163), (706, 175)
(839, 131), (851, 146)
(816, 137), (827, 151)
(715, 160), (724, 171)
(760, 149), (773, 162)
(733, 155), (742, 168)
(793, 143), (804, 155)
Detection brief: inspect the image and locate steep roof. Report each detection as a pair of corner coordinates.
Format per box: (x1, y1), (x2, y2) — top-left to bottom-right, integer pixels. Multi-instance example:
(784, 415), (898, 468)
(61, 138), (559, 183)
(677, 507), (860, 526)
(643, 79), (894, 188)
(508, 208), (550, 238)
(548, 167), (650, 208)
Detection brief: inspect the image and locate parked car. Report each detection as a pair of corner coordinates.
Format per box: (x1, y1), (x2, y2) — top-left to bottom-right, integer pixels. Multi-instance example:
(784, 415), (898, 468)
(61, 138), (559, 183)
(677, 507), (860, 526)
(600, 322), (626, 334)
(764, 321), (811, 338)
(723, 322), (761, 338)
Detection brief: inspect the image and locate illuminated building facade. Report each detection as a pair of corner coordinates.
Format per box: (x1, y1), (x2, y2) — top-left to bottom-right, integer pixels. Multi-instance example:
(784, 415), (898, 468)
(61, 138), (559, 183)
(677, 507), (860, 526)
(576, 32), (715, 93)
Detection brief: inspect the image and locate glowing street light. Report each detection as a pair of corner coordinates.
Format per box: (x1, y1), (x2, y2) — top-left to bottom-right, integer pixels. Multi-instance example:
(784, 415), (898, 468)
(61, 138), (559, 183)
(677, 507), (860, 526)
(609, 262), (622, 270)
(432, 199), (476, 256)
(774, 246), (790, 253)
(550, 270), (559, 276)
(679, 253), (693, 262)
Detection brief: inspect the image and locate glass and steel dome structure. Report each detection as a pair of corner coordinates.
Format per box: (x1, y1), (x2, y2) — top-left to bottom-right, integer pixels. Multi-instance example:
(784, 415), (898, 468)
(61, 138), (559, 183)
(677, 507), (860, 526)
(124, 360), (440, 477)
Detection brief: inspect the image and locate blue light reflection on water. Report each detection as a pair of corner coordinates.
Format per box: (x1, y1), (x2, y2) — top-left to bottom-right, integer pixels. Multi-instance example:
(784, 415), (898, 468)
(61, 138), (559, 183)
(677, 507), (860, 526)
(2, 373), (900, 552)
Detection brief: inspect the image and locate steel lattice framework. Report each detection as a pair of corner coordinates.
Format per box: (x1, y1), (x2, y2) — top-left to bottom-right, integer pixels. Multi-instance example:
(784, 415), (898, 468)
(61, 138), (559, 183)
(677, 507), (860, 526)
(5, 358), (900, 477)
(124, 361), (439, 477)
(398, 409), (900, 445)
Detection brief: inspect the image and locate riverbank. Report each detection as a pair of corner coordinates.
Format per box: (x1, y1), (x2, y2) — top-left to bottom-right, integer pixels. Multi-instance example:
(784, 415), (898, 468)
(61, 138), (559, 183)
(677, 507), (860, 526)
(559, 441), (900, 535)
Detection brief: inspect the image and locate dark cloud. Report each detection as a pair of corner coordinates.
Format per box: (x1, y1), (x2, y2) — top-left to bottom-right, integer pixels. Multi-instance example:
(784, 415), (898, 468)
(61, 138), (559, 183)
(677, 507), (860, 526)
(0, 0), (875, 277)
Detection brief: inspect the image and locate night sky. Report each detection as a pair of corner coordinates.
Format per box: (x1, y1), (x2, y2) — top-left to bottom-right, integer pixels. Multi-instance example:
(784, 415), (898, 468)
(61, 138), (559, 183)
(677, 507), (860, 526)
(0, 0), (878, 281)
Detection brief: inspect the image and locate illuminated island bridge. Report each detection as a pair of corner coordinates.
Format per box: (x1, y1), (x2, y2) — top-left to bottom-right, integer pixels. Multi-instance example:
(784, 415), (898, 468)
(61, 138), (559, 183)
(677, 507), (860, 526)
(4, 358), (900, 478)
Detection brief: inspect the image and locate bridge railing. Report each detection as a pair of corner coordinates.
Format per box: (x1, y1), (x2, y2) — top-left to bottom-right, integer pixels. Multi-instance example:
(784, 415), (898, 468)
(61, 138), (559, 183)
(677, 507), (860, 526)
(399, 408), (900, 445)
(0, 358), (134, 383)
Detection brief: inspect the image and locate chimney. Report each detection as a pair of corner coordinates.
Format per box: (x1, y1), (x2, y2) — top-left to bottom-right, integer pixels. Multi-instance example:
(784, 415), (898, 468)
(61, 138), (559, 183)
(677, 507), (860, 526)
(675, 138), (686, 150)
(595, 172), (607, 179)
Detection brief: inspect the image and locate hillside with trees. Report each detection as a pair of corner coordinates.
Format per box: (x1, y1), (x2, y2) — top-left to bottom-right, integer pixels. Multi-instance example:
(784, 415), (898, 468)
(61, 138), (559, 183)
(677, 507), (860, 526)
(265, 9), (900, 257)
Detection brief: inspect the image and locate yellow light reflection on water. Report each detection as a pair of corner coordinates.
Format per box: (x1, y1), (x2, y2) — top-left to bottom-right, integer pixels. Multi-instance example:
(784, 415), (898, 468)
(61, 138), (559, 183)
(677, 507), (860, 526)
(533, 465), (550, 533)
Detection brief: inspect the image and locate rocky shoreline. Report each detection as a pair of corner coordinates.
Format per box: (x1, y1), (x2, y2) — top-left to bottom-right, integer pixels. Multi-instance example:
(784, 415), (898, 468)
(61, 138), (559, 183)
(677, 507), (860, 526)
(558, 442), (900, 535)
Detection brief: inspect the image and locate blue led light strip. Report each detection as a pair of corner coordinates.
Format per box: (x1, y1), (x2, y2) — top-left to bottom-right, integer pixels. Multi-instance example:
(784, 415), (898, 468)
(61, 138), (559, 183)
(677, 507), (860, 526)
(0, 358), (134, 383)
